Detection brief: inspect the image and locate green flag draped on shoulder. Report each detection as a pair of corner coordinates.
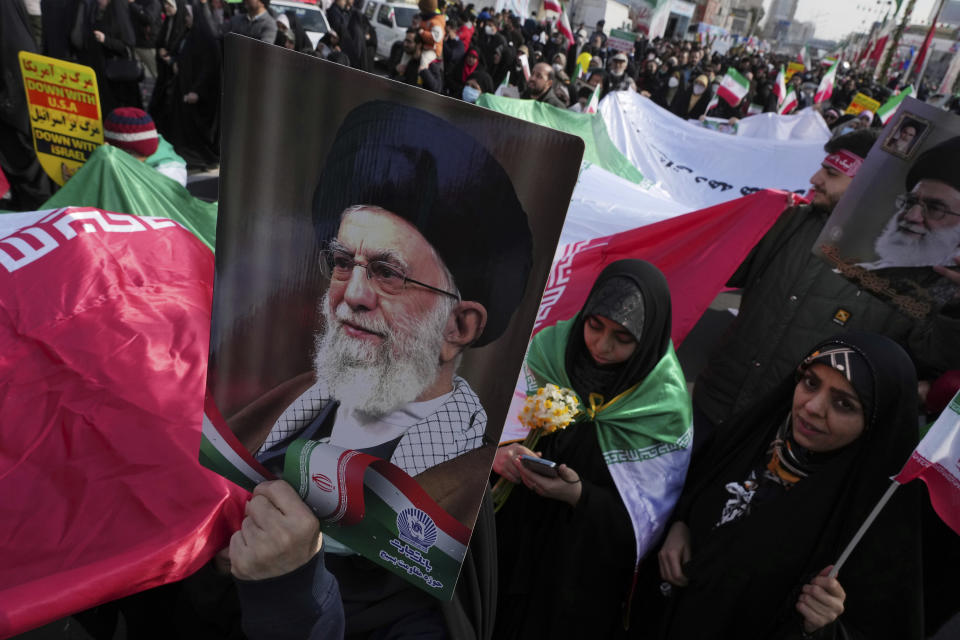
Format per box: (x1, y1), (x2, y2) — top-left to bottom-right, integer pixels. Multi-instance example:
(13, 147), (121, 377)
(524, 316), (692, 569)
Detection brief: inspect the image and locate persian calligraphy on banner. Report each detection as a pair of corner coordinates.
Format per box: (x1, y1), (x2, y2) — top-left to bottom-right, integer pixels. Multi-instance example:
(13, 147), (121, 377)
(19, 52), (102, 186)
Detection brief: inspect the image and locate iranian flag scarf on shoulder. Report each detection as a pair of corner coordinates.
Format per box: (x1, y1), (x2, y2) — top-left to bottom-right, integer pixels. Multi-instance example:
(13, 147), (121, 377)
(524, 316), (693, 569)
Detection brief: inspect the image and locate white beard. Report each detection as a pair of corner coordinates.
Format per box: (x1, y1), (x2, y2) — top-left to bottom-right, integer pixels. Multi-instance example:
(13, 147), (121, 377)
(313, 292), (451, 421)
(873, 213), (960, 267)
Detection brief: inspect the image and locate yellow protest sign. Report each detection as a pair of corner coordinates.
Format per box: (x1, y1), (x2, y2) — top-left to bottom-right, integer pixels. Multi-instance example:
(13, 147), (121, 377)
(785, 62), (805, 80)
(844, 92), (881, 116)
(19, 52), (103, 186)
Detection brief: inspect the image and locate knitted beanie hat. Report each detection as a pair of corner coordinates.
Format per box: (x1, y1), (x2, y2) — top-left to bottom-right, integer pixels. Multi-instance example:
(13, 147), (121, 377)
(103, 108), (159, 157)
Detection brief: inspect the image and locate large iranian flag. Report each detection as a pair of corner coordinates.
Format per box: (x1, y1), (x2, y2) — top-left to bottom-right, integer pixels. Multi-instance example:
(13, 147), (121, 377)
(814, 59), (839, 104)
(716, 68), (750, 107)
(0, 206), (246, 637)
(877, 86), (914, 125)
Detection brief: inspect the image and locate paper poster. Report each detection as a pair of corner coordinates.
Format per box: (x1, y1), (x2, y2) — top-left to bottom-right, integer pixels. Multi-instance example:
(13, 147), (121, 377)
(696, 116), (739, 135)
(785, 61), (805, 80)
(18, 52), (102, 186)
(844, 92), (881, 116)
(608, 29), (638, 53)
(201, 36), (583, 600)
(815, 98), (960, 319)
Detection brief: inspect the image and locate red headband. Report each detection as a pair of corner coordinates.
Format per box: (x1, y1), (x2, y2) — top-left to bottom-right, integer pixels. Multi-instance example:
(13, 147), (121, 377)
(823, 150), (864, 178)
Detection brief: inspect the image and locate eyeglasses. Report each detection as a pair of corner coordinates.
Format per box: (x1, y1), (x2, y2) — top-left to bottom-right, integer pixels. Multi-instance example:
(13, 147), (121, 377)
(895, 193), (960, 221)
(319, 249), (460, 300)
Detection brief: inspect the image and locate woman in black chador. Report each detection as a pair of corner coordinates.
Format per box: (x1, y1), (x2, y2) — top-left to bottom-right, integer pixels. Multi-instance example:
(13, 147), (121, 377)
(657, 332), (923, 639)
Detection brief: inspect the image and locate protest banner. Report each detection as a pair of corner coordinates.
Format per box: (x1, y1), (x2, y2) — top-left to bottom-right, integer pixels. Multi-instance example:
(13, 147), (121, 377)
(18, 52), (102, 186)
(844, 92), (881, 116)
(0, 203), (244, 637)
(608, 28), (638, 53)
(785, 61), (805, 79)
(815, 98), (960, 320)
(599, 92), (828, 209)
(201, 36), (583, 601)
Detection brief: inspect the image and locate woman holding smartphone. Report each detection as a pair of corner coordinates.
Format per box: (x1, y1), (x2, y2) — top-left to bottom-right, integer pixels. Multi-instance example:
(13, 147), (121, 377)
(656, 333), (922, 639)
(492, 260), (693, 639)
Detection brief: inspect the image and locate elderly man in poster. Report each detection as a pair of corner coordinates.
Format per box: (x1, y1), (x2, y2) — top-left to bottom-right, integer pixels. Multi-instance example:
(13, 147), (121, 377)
(227, 101), (532, 638)
(865, 137), (960, 275)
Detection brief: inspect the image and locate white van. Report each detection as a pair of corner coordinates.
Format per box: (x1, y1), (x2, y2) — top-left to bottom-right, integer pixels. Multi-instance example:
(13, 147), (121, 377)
(364, 0), (420, 61)
(271, 0), (331, 50)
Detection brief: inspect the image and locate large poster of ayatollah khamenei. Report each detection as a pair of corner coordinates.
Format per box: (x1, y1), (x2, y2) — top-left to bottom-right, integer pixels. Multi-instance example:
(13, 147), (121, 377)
(199, 35), (584, 601)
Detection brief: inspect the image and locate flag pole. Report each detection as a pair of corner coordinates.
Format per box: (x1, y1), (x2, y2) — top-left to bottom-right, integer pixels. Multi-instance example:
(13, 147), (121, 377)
(829, 480), (900, 578)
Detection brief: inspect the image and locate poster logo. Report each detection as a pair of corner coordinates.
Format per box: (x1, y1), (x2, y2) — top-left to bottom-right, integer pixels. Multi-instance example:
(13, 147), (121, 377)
(832, 308), (851, 326)
(397, 507), (438, 552)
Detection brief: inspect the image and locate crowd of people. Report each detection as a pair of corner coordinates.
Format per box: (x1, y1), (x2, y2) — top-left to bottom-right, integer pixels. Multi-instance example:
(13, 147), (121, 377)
(3, 1), (960, 639)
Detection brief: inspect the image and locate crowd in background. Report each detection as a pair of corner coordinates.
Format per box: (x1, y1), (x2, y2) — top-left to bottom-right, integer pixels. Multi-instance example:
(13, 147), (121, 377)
(12, 0), (960, 183)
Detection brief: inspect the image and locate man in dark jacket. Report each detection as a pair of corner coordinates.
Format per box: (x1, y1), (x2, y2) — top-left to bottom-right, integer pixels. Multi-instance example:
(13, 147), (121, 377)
(692, 129), (960, 455)
(520, 61), (565, 108)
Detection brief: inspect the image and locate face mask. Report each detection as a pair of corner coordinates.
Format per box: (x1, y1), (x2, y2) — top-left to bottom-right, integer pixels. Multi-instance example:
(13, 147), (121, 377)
(484, 25), (495, 35)
(693, 84), (705, 95)
(552, 63), (563, 76)
(668, 77), (679, 88)
(837, 125), (856, 136)
(462, 85), (481, 103)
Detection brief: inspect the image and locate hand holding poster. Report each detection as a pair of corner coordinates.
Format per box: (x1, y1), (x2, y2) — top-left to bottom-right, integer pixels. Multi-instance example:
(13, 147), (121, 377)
(202, 36), (583, 607)
(18, 52), (102, 185)
(815, 98), (960, 319)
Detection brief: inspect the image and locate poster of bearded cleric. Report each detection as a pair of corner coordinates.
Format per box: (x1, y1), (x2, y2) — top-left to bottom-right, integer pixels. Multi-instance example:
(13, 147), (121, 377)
(814, 98), (960, 320)
(200, 36), (583, 600)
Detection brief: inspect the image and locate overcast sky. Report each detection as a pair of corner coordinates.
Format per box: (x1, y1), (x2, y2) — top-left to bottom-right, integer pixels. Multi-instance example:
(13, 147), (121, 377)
(766, 0), (942, 42)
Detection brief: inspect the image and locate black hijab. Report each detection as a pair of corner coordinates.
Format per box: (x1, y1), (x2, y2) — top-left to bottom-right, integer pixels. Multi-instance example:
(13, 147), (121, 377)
(662, 332), (922, 639)
(565, 259), (672, 403)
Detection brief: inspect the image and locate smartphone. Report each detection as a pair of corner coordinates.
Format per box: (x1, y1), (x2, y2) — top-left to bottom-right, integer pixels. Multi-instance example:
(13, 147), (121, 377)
(520, 454), (559, 478)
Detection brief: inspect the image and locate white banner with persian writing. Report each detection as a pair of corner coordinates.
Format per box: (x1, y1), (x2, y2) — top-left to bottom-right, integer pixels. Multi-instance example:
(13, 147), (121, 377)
(599, 91), (829, 209)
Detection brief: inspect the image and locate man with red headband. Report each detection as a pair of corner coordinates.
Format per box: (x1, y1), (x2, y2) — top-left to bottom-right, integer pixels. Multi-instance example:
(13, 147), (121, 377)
(692, 129), (959, 455)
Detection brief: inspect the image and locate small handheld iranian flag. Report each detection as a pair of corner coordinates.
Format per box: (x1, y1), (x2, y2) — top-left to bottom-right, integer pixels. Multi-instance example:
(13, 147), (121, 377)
(894, 389), (960, 535)
(829, 390), (960, 579)
(747, 102), (763, 115)
(773, 65), (787, 106)
(876, 86), (914, 125)
(799, 44), (811, 69)
(494, 70), (511, 96)
(716, 68), (749, 107)
(584, 84), (601, 114)
(814, 59), (839, 104)
(778, 86), (798, 114)
(543, 0), (574, 47)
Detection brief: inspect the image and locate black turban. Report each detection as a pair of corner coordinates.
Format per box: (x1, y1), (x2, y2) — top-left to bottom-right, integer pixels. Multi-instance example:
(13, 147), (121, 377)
(312, 101), (533, 347)
(906, 135), (960, 193)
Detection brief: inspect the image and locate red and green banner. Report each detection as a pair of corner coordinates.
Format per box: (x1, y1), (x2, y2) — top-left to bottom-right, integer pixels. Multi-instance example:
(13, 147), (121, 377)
(0, 207), (246, 637)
